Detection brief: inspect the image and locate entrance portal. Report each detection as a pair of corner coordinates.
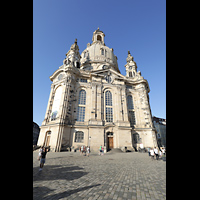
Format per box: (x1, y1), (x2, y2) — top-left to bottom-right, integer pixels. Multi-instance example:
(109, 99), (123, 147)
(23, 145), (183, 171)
(108, 137), (113, 149)
(107, 132), (114, 150)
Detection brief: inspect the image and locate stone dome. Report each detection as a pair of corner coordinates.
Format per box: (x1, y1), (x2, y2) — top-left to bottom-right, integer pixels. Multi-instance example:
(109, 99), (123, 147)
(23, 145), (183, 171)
(80, 28), (120, 72)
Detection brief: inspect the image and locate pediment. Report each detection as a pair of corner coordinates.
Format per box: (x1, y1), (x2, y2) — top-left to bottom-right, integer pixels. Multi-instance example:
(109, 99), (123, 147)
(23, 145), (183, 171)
(90, 68), (125, 80)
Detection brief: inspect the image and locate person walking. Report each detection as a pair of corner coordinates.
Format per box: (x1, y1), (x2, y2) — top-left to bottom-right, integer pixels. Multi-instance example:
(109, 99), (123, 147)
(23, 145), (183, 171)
(86, 146), (90, 157)
(162, 147), (165, 156)
(101, 146), (104, 156)
(154, 147), (159, 160)
(79, 146), (81, 155)
(150, 148), (155, 160)
(83, 146), (86, 156)
(37, 146), (43, 161)
(99, 145), (102, 155)
(147, 147), (151, 156)
(81, 145), (84, 155)
(159, 149), (162, 159)
(39, 147), (49, 171)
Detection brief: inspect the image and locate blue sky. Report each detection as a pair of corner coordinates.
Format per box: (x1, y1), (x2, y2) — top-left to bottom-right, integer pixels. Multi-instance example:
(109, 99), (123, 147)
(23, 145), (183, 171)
(33, 0), (166, 126)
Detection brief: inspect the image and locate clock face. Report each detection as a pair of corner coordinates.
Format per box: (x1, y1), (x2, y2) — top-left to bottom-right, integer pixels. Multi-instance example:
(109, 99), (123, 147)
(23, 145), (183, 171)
(129, 66), (132, 69)
(58, 74), (63, 81)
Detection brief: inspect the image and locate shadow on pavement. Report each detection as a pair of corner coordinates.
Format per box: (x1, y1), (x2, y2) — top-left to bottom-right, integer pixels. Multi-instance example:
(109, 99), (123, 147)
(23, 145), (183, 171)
(33, 165), (88, 182)
(33, 184), (101, 200)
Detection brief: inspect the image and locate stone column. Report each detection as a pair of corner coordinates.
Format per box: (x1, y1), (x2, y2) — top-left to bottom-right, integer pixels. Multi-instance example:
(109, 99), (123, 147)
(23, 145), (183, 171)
(121, 87), (129, 122)
(117, 86), (123, 122)
(89, 83), (97, 122)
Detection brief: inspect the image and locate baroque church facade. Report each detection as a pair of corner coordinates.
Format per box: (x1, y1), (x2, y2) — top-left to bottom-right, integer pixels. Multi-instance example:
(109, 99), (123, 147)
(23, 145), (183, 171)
(37, 28), (158, 152)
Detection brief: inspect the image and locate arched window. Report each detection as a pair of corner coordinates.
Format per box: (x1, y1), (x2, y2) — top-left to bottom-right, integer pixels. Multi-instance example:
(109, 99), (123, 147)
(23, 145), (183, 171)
(101, 48), (104, 55)
(129, 72), (133, 77)
(127, 95), (136, 126)
(77, 90), (86, 122)
(105, 91), (112, 106)
(97, 35), (102, 41)
(51, 86), (62, 121)
(76, 61), (80, 68)
(105, 91), (113, 122)
(74, 131), (84, 143)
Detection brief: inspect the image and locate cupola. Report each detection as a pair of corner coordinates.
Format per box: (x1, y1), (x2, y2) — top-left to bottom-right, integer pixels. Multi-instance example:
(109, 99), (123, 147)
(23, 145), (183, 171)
(92, 27), (105, 45)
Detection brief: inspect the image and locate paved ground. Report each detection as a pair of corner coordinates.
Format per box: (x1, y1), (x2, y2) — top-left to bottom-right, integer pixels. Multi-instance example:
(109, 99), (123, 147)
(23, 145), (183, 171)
(33, 151), (166, 200)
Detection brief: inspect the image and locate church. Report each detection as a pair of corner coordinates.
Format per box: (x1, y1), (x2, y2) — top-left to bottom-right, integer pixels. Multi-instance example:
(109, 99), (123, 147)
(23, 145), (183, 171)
(37, 28), (158, 152)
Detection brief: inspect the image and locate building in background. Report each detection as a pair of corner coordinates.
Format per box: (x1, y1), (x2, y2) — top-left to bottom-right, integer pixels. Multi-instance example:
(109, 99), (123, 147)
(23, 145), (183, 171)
(152, 116), (166, 148)
(33, 122), (40, 145)
(37, 28), (158, 152)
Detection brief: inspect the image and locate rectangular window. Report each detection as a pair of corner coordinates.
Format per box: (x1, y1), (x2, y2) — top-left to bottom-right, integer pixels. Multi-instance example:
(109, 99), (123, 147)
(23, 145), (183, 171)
(75, 131), (84, 142)
(129, 111), (136, 125)
(77, 107), (85, 122)
(106, 107), (113, 122)
(126, 85), (132, 89)
(80, 78), (87, 83)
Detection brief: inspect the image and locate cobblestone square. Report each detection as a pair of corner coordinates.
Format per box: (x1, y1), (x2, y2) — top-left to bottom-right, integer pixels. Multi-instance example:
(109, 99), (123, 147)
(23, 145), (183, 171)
(33, 151), (166, 200)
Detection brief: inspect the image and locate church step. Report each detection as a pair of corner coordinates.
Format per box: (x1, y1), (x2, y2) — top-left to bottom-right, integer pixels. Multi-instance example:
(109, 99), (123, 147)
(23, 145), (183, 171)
(107, 148), (123, 153)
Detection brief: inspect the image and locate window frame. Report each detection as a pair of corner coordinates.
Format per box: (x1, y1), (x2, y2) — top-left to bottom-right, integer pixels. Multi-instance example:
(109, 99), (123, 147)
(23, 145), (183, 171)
(77, 89), (86, 122)
(74, 131), (84, 143)
(127, 95), (136, 126)
(105, 90), (113, 122)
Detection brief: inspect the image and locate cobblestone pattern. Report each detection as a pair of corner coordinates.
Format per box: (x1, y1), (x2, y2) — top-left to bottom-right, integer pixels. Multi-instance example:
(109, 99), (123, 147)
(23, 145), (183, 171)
(33, 151), (166, 200)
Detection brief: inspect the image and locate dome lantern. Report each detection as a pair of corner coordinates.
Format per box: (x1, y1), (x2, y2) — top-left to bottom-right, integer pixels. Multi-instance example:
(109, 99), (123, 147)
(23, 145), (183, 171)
(92, 27), (105, 45)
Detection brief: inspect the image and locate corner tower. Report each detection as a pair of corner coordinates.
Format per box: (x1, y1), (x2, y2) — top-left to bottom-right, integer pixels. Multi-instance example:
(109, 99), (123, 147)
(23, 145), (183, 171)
(125, 51), (137, 77)
(37, 39), (81, 152)
(64, 39), (81, 68)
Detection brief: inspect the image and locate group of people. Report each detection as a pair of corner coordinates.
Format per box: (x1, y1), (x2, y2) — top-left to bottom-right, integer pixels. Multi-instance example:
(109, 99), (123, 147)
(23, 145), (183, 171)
(79, 145), (90, 157)
(37, 146), (49, 171)
(79, 145), (104, 156)
(147, 147), (166, 160)
(36, 145), (166, 171)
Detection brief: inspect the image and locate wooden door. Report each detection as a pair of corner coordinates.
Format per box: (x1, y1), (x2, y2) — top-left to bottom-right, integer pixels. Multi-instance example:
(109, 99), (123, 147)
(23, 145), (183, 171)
(108, 137), (113, 149)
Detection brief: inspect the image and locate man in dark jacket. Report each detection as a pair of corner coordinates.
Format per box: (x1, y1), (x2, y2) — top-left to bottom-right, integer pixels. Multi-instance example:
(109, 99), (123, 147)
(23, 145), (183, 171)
(39, 147), (49, 171)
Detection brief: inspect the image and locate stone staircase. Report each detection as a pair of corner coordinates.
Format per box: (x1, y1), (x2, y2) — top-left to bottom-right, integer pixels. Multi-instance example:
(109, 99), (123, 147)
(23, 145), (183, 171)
(107, 148), (123, 153)
(108, 147), (135, 153)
